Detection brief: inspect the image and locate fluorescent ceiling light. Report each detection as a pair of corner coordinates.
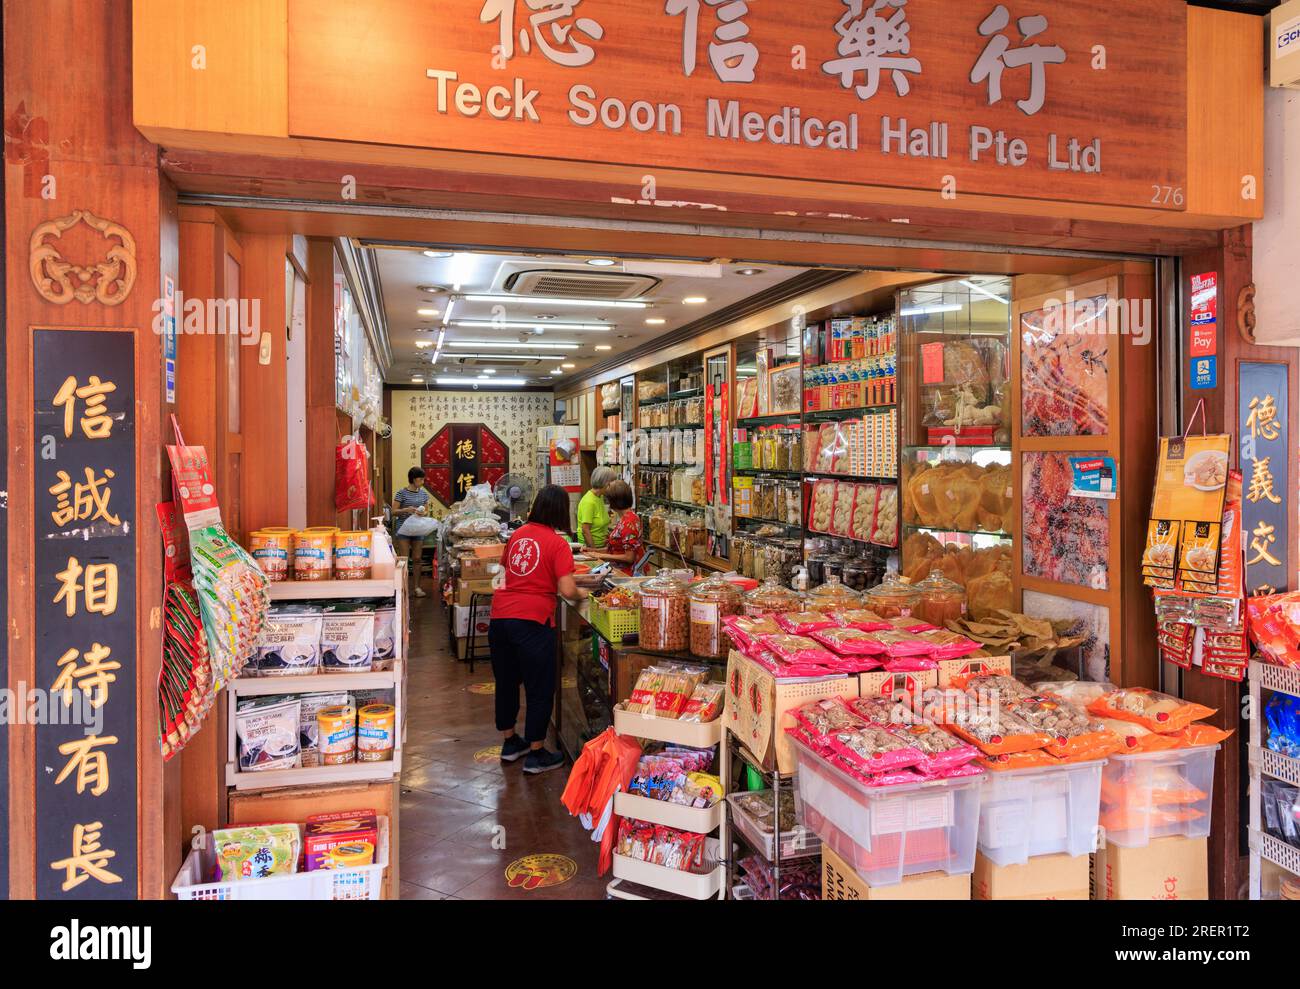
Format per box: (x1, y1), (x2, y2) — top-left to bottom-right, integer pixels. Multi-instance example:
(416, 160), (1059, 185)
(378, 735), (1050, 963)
(417, 308), (439, 317)
(561, 363), (576, 369)
(447, 353), (564, 361)
(415, 341), (433, 349)
(682, 296), (708, 305)
(422, 250), (453, 259)
(595, 345), (612, 351)
(452, 320), (609, 332)
(436, 377), (526, 387)
(960, 280), (1010, 305)
(441, 299), (455, 326)
(646, 318), (667, 325)
(586, 258), (617, 267)
(899, 303), (964, 316)
(448, 340), (579, 350)
(550, 368), (563, 375)
(463, 294), (647, 309)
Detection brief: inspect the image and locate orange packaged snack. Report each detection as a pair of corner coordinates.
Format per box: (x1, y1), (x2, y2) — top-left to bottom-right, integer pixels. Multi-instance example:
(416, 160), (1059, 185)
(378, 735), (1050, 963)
(1168, 723), (1233, 749)
(977, 749), (1064, 772)
(1096, 717), (1181, 754)
(1086, 687), (1216, 733)
(1099, 804), (1204, 832)
(926, 688), (1054, 756)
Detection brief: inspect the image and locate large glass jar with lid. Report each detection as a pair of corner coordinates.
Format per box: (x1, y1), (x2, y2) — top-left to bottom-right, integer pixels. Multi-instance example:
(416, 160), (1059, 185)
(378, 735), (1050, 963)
(805, 574), (861, 612)
(865, 571), (922, 619)
(638, 570), (693, 651)
(688, 574), (743, 658)
(742, 576), (803, 616)
(648, 506), (670, 547)
(913, 569), (968, 627)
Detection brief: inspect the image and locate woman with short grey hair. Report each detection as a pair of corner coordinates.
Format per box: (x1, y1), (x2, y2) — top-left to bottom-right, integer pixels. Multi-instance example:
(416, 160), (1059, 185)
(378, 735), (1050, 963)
(577, 465), (619, 549)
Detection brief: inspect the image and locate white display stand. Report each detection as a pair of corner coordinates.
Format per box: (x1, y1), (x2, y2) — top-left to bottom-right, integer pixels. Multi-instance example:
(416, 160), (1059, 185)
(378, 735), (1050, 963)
(225, 569), (408, 791)
(1248, 660), (1300, 898)
(605, 706), (728, 901)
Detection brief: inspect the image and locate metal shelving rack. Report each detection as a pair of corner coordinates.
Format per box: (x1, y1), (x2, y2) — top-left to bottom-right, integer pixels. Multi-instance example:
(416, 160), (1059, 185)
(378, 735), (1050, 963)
(1248, 659), (1300, 899)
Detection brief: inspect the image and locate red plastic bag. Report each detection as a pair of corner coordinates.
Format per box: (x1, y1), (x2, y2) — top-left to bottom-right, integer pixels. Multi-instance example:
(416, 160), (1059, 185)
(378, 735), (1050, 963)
(335, 435), (373, 512)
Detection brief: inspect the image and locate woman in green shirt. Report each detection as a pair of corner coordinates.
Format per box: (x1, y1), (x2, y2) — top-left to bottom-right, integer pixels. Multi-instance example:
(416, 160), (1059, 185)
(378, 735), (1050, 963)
(577, 466), (617, 549)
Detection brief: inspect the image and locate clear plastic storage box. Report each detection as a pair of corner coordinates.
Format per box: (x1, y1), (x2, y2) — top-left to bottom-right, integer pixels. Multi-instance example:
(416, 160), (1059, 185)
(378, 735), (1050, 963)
(977, 760), (1104, 866)
(790, 734), (982, 887)
(1100, 746), (1219, 848)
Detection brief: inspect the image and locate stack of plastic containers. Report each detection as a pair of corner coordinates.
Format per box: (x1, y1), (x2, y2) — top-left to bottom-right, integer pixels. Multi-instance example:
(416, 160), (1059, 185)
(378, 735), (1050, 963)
(976, 760), (1105, 865)
(1099, 746), (1219, 847)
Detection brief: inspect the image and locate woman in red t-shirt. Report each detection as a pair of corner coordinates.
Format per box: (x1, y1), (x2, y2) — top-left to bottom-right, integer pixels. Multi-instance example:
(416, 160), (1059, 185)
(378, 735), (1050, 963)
(585, 479), (642, 575)
(488, 484), (589, 774)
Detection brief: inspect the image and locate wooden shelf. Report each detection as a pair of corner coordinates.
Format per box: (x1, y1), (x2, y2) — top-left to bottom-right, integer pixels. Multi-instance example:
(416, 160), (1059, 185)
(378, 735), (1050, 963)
(226, 754), (402, 792)
(267, 577), (399, 600)
(230, 662), (402, 698)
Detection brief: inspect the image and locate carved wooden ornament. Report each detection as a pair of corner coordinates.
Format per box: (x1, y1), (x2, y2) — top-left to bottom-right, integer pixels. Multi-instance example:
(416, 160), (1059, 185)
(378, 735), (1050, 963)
(1237, 283), (1257, 345)
(29, 208), (137, 305)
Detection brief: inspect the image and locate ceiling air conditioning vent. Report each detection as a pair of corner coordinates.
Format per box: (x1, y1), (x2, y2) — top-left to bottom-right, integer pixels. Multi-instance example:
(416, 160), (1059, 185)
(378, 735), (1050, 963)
(451, 356), (547, 368)
(503, 269), (659, 301)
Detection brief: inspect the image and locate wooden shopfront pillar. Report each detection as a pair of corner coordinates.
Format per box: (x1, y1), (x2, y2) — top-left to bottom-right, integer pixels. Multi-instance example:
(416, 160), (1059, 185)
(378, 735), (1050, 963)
(3, 0), (174, 898)
(1179, 225), (1300, 900)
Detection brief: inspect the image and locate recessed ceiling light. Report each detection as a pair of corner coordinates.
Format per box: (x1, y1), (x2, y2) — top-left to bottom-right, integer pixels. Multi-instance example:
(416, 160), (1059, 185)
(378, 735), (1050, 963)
(682, 296), (708, 305)
(417, 285), (443, 293)
(411, 376), (424, 382)
(646, 317), (667, 325)
(417, 308), (439, 317)
(415, 341), (433, 349)
(550, 368), (563, 375)
(595, 345), (612, 351)
(586, 258), (617, 267)
(535, 314), (557, 320)
(422, 250), (453, 258)
(736, 268), (764, 276)
(562, 363), (576, 369)
(482, 368), (496, 374)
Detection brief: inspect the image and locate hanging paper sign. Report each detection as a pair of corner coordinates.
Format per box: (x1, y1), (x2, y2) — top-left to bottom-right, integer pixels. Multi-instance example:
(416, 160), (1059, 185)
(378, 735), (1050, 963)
(549, 427), (582, 493)
(921, 342), (946, 384)
(1239, 362), (1290, 596)
(704, 382), (714, 504)
(1069, 456), (1117, 500)
(33, 328), (138, 900)
(166, 444), (222, 531)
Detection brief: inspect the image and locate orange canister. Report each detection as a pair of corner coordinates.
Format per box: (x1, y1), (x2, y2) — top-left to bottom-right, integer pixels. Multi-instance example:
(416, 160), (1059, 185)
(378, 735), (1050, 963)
(357, 703), (395, 762)
(249, 529), (292, 582)
(293, 528), (336, 581)
(334, 530), (373, 580)
(317, 704), (356, 765)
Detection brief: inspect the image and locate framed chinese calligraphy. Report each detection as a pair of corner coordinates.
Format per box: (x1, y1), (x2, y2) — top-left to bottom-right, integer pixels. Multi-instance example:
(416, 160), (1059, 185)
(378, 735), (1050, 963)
(32, 329), (137, 900)
(1239, 362), (1290, 596)
(288, 0), (1187, 211)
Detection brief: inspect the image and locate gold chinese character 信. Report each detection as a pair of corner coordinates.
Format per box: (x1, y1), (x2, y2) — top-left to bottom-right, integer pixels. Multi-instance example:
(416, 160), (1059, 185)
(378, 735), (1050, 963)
(49, 821), (122, 892)
(54, 734), (118, 797)
(53, 558), (119, 618)
(52, 375), (117, 440)
(52, 643), (120, 709)
(457, 472), (475, 493)
(48, 467), (120, 528)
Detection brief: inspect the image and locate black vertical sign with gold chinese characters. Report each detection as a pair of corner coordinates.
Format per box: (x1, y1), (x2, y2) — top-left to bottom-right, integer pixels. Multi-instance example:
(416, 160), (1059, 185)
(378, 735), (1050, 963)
(1239, 362), (1290, 596)
(33, 329), (137, 899)
(450, 423), (482, 501)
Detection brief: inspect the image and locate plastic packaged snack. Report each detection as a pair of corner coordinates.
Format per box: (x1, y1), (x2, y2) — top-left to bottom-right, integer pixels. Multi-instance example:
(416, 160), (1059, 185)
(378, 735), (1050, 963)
(927, 689), (1054, 755)
(625, 663), (710, 719)
(883, 615), (938, 633)
(1266, 694), (1300, 758)
(951, 672), (1035, 699)
(916, 629), (981, 661)
(1087, 687), (1216, 733)
(213, 824), (301, 881)
(679, 682), (725, 724)
(320, 602), (375, 674)
(844, 696), (979, 773)
(774, 610), (838, 635)
(827, 608), (892, 632)
(1036, 680), (1116, 707)
(253, 603), (323, 676)
(871, 630), (936, 659)
(760, 633), (839, 668)
(829, 482), (857, 538)
(1096, 717), (1182, 754)
(721, 614), (780, 653)
(236, 697), (302, 772)
(1168, 723), (1233, 749)
(809, 626), (888, 657)
(1005, 693), (1123, 760)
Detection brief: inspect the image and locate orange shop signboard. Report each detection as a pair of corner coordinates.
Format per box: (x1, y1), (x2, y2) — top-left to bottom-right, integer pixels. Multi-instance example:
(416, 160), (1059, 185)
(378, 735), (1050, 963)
(288, 0), (1188, 211)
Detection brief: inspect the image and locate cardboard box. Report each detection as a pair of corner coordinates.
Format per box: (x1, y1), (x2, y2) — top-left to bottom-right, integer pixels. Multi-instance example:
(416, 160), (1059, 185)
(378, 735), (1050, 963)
(973, 852), (1090, 900)
(455, 577), (496, 607)
(858, 669), (937, 702)
(822, 844), (970, 901)
(466, 543), (505, 558)
(453, 603), (492, 638)
(1092, 836), (1208, 900)
(724, 650), (857, 774)
(937, 654), (1012, 688)
(303, 809), (379, 872)
(459, 555), (503, 581)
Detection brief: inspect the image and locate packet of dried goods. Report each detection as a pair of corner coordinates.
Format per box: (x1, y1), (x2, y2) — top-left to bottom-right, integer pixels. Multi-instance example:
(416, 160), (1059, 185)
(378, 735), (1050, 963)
(884, 615), (938, 633)
(809, 626), (888, 657)
(825, 722), (926, 775)
(213, 823), (301, 881)
(809, 479), (838, 534)
(927, 688), (1054, 755)
(1086, 687), (1216, 733)
(829, 482), (857, 538)
(722, 614), (780, 653)
(827, 608), (892, 632)
(679, 682), (725, 724)
(917, 629), (982, 661)
(774, 610), (838, 635)
(638, 664), (710, 719)
(871, 630), (936, 659)
(1096, 717), (1182, 754)
(1141, 519), (1180, 577)
(760, 633), (839, 668)
(851, 484), (879, 542)
(845, 696), (980, 773)
(951, 672), (1035, 699)
(977, 749), (1065, 772)
(1006, 694), (1124, 761)
(1168, 722), (1233, 749)
(1247, 590), (1300, 669)
(1036, 680), (1116, 706)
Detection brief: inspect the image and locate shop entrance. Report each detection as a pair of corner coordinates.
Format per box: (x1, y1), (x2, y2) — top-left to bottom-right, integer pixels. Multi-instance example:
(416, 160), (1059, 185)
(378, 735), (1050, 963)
(173, 199), (1169, 900)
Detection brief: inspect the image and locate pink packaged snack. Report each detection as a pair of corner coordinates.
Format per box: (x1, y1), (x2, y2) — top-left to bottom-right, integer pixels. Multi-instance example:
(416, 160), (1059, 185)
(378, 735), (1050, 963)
(884, 656), (939, 673)
(826, 722), (925, 775)
(884, 616), (938, 633)
(760, 633), (839, 668)
(722, 614), (780, 653)
(872, 630), (937, 659)
(917, 629), (982, 661)
(774, 610), (838, 635)
(810, 626), (888, 657)
(790, 697), (867, 740)
(826, 608), (892, 632)
(844, 695), (980, 774)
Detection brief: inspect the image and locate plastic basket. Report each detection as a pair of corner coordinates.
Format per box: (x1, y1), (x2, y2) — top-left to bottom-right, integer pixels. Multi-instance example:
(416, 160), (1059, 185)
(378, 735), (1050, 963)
(172, 817), (389, 900)
(790, 734), (981, 887)
(1100, 746), (1218, 848)
(977, 760), (1104, 866)
(589, 602), (639, 644)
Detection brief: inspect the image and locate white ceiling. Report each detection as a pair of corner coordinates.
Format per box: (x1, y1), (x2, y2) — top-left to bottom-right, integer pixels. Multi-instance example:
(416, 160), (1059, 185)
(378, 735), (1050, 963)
(373, 247), (808, 388)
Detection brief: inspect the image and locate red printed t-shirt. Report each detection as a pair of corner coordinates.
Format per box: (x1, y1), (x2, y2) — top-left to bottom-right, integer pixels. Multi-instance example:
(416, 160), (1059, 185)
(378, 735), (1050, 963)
(490, 523), (575, 626)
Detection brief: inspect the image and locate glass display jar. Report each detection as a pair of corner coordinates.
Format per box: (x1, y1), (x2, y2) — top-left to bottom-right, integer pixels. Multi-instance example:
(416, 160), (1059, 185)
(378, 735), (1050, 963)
(774, 428), (795, 472)
(685, 515), (708, 560)
(865, 572), (922, 619)
(913, 569), (968, 627)
(806, 551), (836, 588)
(841, 555), (880, 593)
(805, 574), (861, 612)
(742, 576), (803, 616)
(781, 480), (802, 526)
(688, 574), (742, 659)
(648, 507), (670, 548)
(638, 570), (692, 652)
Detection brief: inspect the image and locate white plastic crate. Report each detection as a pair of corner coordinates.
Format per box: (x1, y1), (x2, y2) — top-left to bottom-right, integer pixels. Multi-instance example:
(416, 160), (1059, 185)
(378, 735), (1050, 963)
(172, 817), (389, 900)
(1101, 747), (1218, 848)
(790, 734), (981, 887)
(977, 760), (1104, 866)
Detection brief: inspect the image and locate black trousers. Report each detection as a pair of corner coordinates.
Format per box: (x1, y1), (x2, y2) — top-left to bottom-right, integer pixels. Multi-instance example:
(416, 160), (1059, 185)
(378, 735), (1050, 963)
(488, 618), (557, 744)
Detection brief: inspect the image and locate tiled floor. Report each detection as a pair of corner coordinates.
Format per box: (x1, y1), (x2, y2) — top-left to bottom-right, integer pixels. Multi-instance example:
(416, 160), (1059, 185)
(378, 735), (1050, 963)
(398, 597), (609, 900)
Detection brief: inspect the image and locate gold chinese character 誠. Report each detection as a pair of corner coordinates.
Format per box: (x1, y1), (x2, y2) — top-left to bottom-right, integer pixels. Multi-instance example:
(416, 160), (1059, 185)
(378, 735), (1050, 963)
(48, 466), (120, 527)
